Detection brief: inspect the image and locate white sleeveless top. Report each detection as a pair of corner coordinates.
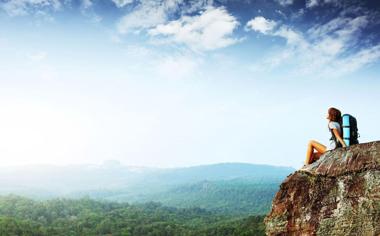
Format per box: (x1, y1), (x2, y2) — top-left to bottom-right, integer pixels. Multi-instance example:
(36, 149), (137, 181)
(327, 121), (341, 150)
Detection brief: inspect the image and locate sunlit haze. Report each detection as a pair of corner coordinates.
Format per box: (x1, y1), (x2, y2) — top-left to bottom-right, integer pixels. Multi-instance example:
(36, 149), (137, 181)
(1, 0), (379, 168)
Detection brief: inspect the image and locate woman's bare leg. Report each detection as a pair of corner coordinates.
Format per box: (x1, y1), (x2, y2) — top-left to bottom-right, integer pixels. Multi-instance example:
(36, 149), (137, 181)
(305, 140), (327, 164)
(306, 141), (314, 164)
(312, 152), (323, 162)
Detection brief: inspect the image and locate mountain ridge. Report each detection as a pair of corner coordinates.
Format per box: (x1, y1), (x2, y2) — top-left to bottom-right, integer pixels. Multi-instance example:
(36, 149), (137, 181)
(0, 162), (294, 199)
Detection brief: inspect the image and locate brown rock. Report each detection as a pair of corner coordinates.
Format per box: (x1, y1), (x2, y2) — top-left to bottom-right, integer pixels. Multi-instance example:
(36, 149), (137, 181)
(264, 141), (380, 236)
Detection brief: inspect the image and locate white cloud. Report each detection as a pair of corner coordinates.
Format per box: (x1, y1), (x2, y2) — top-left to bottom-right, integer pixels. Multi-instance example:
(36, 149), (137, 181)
(148, 6), (240, 51)
(273, 26), (304, 45)
(82, 0), (92, 9)
(1, 0), (61, 16)
(246, 14), (380, 78)
(276, 0), (294, 6)
(77, 0), (104, 24)
(306, 0), (319, 8)
(308, 15), (368, 40)
(245, 16), (304, 45)
(334, 45), (380, 74)
(116, 0), (213, 34)
(117, 0), (176, 34)
(245, 16), (277, 34)
(306, 0), (339, 8)
(111, 0), (134, 8)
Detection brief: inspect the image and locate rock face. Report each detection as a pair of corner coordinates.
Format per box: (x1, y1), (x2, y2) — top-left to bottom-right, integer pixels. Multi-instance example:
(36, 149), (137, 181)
(265, 141), (380, 236)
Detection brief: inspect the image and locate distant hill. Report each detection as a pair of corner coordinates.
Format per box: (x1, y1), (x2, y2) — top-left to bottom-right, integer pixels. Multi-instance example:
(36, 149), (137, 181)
(0, 162), (294, 195)
(133, 179), (281, 216)
(0, 162), (294, 215)
(142, 162), (294, 185)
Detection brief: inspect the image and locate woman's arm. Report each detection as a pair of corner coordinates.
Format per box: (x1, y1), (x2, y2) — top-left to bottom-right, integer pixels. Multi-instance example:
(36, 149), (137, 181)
(332, 129), (347, 148)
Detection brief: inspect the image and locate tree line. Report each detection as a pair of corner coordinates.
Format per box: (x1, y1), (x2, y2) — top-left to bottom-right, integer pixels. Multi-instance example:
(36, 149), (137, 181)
(0, 195), (265, 236)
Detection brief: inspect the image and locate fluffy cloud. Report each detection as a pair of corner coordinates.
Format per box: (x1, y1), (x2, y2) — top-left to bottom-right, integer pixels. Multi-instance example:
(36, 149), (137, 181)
(246, 14), (380, 78)
(276, 0), (294, 6)
(0, 0), (61, 16)
(275, 0), (340, 8)
(117, 0), (177, 34)
(306, 0), (319, 8)
(111, 0), (134, 8)
(147, 6), (240, 51)
(245, 16), (303, 45)
(306, 0), (339, 8)
(245, 16), (277, 34)
(117, 0), (213, 34)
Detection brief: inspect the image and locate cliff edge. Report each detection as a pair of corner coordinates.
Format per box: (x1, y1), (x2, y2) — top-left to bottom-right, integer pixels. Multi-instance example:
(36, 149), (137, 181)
(265, 141), (380, 236)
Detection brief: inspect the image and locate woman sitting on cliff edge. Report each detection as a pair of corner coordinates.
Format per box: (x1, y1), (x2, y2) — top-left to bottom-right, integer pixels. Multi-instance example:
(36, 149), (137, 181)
(305, 107), (347, 165)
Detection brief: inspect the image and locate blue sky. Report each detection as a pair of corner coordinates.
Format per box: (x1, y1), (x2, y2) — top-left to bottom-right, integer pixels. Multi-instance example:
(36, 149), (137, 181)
(0, 0), (379, 168)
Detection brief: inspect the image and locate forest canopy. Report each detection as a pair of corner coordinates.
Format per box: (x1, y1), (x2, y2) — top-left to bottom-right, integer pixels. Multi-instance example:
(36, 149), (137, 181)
(0, 195), (265, 236)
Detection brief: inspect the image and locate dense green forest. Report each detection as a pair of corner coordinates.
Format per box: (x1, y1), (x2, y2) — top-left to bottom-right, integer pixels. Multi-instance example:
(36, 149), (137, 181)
(0, 164), (285, 235)
(0, 195), (265, 236)
(137, 179), (277, 216)
(86, 179), (278, 216)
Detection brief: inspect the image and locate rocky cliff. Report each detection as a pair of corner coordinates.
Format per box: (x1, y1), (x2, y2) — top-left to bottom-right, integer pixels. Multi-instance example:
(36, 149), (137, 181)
(265, 141), (380, 236)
